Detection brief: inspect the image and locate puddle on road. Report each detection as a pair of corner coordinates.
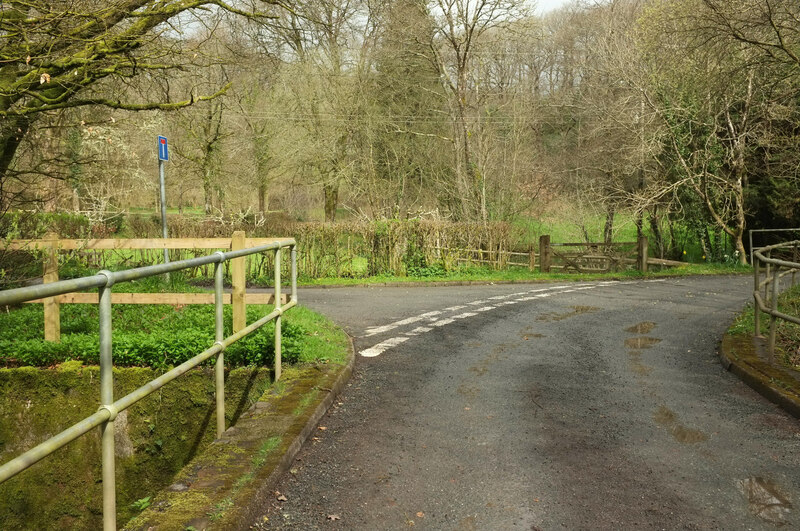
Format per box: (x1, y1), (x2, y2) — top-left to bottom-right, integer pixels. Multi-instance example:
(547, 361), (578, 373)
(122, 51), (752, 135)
(469, 365), (488, 376)
(459, 515), (478, 530)
(626, 321), (656, 334)
(458, 383), (481, 399)
(467, 350), (504, 378)
(625, 336), (662, 349)
(536, 305), (600, 322)
(737, 477), (793, 527)
(653, 405), (708, 443)
(628, 351), (652, 376)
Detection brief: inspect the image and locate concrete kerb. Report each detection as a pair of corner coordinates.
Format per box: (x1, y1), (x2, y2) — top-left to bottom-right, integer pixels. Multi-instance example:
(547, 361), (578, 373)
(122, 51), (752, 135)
(719, 333), (800, 419)
(125, 336), (356, 531)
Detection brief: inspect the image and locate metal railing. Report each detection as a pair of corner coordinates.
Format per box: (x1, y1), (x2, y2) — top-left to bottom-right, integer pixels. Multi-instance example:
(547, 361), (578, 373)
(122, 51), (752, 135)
(753, 240), (800, 360)
(749, 227), (800, 265)
(0, 238), (298, 530)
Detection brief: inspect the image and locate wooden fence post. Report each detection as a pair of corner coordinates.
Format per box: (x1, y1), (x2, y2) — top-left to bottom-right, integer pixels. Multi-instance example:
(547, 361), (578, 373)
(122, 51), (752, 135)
(43, 232), (61, 342)
(539, 235), (551, 273)
(529, 245), (536, 272)
(638, 236), (649, 273)
(231, 231), (246, 333)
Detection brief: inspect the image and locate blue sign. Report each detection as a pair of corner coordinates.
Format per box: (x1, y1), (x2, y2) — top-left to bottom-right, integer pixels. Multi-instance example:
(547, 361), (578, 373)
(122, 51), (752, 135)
(157, 135), (169, 161)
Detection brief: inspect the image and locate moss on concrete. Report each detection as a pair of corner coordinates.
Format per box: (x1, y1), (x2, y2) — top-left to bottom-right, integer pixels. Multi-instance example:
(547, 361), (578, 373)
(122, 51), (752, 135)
(125, 358), (350, 531)
(0, 363), (271, 530)
(721, 332), (800, 418)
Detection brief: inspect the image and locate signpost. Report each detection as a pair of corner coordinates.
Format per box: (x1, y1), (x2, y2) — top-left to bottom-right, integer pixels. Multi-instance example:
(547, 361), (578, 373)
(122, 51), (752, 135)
(157, 136), (170, 268)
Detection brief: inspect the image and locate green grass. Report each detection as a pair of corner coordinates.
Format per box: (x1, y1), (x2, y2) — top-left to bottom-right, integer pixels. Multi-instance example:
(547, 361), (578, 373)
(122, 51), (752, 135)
(0, 275), (348, 368)
(514, 210), (641, 247)
(300, 262), (750, 287)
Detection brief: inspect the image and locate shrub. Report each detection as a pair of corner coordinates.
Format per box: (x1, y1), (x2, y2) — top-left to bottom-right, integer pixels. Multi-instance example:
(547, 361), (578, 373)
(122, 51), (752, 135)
(0, 304), (303, 369)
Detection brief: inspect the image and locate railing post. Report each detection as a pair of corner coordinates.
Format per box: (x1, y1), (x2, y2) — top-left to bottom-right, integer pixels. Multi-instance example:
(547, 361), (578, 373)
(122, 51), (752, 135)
(98, 271), (116, 531)
(765, 250), (772, 303)
(291, 245), (297, 303)
(768, 264), (780, 362)
(231, 231), (246, 333)
(43, 232), (60, 342)
(274, 247), (282, 381)
(539, 235), (551, 273)
(214, 255), (225, 438)
(753, 255), (761, 337)
(638, 236), (649, 273)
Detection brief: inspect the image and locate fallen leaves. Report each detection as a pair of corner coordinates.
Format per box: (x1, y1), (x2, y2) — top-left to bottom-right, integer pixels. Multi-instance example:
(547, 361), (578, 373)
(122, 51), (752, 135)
(275, 491), (287, 502)
(327, 514), (341, 521)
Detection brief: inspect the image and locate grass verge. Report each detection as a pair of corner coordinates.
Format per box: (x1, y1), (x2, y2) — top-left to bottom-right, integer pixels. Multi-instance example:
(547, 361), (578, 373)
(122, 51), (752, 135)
(728, 283), (800, 369)
(299, 262), (751, 286)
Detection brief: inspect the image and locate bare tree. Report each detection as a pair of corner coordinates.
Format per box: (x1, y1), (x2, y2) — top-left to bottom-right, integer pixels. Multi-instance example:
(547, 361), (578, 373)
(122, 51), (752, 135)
(0, 0), (283, 211)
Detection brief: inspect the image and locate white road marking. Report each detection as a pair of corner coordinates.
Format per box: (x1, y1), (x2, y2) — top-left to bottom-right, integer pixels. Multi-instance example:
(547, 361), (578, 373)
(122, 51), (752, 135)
(358, 280), (643, 356)
(363, 311), (442, 336)
(360, 336), (409, 357)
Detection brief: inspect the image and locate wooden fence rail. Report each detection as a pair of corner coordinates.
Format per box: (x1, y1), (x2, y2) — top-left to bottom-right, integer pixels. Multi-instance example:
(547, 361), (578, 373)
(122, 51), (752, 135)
(3, 231), (288, 342)
(427, 245), (535, 270)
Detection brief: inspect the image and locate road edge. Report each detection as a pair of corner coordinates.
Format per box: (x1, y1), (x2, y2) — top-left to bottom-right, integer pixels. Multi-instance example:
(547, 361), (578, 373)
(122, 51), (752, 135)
(719, 332), (800, 419)
(224, 335), (356, 530)
(124, 336), (356, 531)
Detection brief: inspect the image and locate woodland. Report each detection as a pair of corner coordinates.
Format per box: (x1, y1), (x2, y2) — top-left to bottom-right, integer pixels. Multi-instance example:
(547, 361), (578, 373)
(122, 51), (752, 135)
(1, 0), (799, 265)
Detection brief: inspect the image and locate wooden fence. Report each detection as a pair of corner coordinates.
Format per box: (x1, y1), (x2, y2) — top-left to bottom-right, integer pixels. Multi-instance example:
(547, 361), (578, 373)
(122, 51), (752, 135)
(429, 236), (684, 274)
(4, 231), (287, 342)
(538, 235), (684, 274)
(427, 246), (536, 271)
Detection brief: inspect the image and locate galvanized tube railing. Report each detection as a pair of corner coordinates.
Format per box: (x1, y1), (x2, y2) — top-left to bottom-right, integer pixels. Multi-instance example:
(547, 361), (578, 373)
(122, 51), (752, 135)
(753, 240), (800, 361)
(0, 238), (297, 531)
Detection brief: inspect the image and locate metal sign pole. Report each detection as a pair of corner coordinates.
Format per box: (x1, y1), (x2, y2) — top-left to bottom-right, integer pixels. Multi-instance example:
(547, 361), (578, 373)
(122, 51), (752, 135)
(157, 136), (170, 269)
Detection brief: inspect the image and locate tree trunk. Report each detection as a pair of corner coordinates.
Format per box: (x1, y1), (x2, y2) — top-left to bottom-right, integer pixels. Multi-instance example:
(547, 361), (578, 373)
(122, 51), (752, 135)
(603, 205), (615, 245)
(649, 207), (664, 259)
(258, 183), (269, 215)
(203, 177), (213, 215)
(0, 114), (30, 192)
(323, 182), (339, 222)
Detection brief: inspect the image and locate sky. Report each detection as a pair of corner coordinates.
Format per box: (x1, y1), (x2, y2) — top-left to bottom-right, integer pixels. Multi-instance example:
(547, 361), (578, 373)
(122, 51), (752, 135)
(536, 0), (573, 14)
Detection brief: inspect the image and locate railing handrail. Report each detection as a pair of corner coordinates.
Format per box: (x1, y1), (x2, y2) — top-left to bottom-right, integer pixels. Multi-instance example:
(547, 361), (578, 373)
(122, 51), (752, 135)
(0, 238), (298, 530)
(752, 240), (800, 360)
(0, 237), (294, 306)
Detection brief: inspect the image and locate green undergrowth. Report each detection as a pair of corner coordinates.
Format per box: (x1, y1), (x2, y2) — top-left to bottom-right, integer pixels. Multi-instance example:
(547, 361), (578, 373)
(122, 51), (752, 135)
(0, 271), (347, 369)
(729, 283), (800, 369)
(0, 304), (301, 368)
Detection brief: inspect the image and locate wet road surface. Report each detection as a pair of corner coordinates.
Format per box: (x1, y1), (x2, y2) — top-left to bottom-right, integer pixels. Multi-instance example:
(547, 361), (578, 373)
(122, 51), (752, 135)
(251, 277), (800, 530)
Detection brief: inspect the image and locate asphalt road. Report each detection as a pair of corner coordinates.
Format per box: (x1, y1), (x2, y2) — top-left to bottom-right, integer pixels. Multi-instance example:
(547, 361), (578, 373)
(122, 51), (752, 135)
(252, 277), (800, 530)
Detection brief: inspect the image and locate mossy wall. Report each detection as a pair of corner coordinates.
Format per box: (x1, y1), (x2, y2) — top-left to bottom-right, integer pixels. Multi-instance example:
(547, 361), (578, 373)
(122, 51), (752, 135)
(0, 361), (272, 530)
